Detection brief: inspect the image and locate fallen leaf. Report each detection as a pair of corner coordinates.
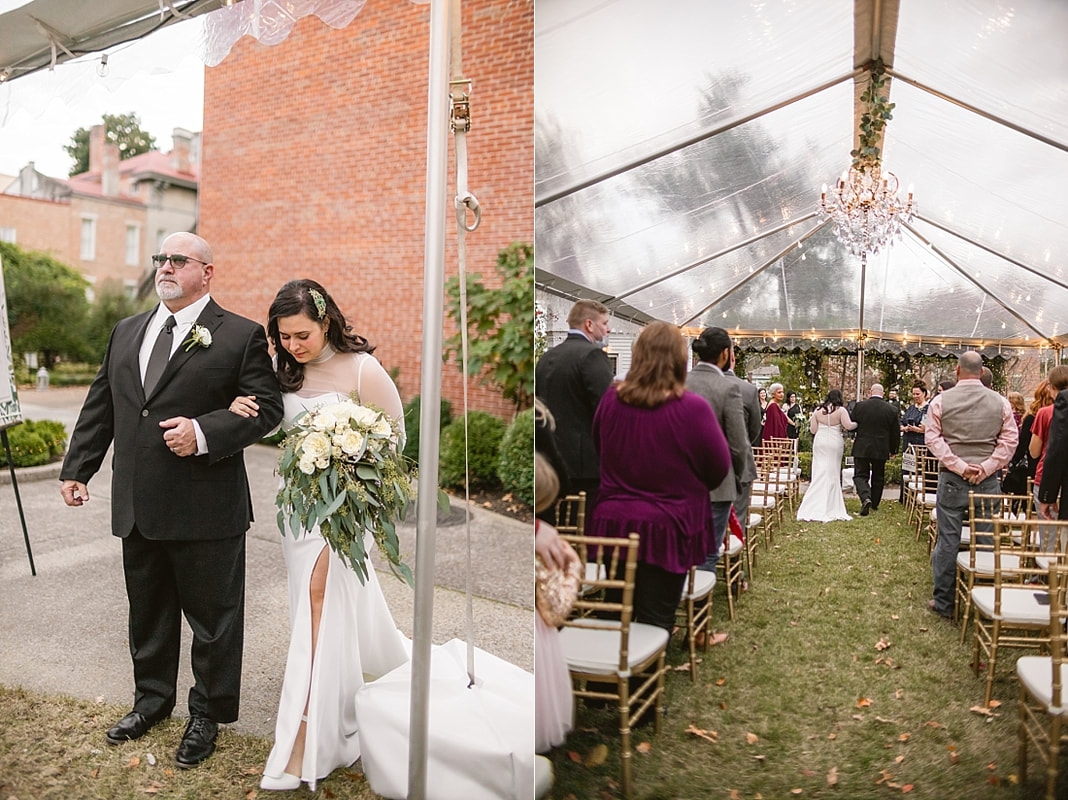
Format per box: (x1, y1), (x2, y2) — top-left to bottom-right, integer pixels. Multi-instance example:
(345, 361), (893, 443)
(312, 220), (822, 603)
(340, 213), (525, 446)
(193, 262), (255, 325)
(746, 732), (760, 744)
(90, 769), (99, 778)
(673, 663), (692, 672)
(875, 637), (892, 651)
(986, 762), (997, 771)
(902, 786), (914, 793)
(857, 697), (873, 708)
(126, 757), (141, 769)
(790, 620), (798, 626)
(568, 751), (582, 763)
(162, 768), (174, 778)
(970, 705), (994, 717)
(925, 721), (945, 729)
(1007, 773), (1019, 784)
(875, 716), (895, 724)
(827, 766), (839, 786)
(876, 769), (894, 785)
(685, 724), (719, 743)
(988, 700), (1002, 709)
(791, 790), (803, 796)
(895, 688), (904, 700)
(891, 614), (900, 620)
(828, 733), (838, 740)
(949, 752), (960, 765)
(898, 733), (910, 742)
(852, 714), (865, 721)
(584, 744), (608, 767)
(635, 742), (652, 755)
(716, 677), (727, 686)
(730, 791), (741, 800)
(753, 754), (766, 762)
(895, 755), (905, 764)
(245, 791), (258, 800)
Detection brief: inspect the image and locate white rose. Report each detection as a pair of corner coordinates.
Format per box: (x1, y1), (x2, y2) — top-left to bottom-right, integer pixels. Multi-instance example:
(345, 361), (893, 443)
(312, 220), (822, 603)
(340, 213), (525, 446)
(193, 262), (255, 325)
(315, 456), (330, 470)
(197, 327), (212, 347)
(336, 429), (366, 457)
(350, 405), (379, 428)
(312, 409), (338, 431)
(301, 431), (332, 460)
(298, 454), (317, 475)
(372, 418), (393, 437)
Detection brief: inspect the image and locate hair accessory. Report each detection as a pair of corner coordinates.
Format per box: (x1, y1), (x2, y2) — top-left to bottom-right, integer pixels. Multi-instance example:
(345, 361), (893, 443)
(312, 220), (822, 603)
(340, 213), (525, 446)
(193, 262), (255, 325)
(309, 288), (327, 319)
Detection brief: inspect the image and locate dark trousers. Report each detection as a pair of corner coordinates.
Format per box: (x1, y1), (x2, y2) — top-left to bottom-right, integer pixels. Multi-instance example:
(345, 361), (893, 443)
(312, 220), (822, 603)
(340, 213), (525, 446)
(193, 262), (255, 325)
(853, 457), (887, 509)
(632, 561), (688, 633)
(121, 528), (246, 723)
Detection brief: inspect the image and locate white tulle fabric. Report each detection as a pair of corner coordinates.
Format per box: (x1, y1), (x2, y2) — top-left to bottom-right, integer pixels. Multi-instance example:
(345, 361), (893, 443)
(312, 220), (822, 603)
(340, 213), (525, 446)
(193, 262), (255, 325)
(797, 416), (852, 523)
(262, 348), (410, 790)
(201, 0), (368, 66)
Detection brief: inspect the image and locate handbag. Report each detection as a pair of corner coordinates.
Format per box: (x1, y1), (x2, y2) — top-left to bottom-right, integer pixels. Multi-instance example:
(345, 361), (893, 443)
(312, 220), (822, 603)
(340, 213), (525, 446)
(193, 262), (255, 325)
(1000, 452), (1032, 495)
(535, 537), (582, 628)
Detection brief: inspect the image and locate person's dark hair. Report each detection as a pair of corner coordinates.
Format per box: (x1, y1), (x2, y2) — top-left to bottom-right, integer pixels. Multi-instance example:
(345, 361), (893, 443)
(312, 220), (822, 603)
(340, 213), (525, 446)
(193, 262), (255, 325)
(267, 279), (375, 392)
(820, 389), (844, 413)
(939, 379), (956, 393)
(692, 327), (731, 364)
(616, 321), (687, 409)
(787, 391), (798, 405)
(911, 378), (928, 397)
(1049, 365), (1068, 391)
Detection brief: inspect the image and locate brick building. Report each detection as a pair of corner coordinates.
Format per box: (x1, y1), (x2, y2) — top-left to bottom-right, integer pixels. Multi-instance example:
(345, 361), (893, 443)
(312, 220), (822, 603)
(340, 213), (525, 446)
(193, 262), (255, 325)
(200, 0), (532, 419)
(1, 125), (200, 298)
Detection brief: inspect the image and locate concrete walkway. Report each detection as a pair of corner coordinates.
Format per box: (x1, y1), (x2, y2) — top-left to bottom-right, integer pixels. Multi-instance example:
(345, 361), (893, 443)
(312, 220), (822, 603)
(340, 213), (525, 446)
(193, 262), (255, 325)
(0, 386), (532, 739)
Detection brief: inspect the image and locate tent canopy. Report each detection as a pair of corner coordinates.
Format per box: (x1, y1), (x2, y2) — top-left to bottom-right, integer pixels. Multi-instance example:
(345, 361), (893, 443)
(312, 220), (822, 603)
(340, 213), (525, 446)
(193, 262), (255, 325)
(534, 0), (1068, 355)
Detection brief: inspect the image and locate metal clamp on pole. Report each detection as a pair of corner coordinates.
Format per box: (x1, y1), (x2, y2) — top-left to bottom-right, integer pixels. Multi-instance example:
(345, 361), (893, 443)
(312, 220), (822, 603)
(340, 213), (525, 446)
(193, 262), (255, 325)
(449, 78), (472, 133)
(456, 192), (481, 232)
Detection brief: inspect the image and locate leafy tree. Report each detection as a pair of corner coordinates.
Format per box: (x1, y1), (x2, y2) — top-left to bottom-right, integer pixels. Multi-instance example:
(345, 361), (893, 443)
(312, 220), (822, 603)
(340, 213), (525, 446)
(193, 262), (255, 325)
(1, 242), (92, 367)
(445, 242), (534, 413)
(84, 278), (143, 363)
(64, 112), (157, 177)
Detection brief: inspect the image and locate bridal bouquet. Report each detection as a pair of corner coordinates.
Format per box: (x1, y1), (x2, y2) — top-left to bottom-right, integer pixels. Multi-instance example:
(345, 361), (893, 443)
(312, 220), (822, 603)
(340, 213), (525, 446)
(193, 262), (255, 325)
(276, 397), (414, 586)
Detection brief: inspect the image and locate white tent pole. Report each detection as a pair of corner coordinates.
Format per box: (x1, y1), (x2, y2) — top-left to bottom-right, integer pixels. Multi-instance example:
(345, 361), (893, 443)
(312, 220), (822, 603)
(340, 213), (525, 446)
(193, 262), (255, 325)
(856, 251), (867, 400)
(408, 0), (451, 796)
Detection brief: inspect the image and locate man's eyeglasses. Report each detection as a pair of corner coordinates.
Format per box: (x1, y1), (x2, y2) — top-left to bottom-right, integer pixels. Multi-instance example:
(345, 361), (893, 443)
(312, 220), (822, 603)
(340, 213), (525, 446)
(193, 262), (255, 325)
(151, 254), (208, 269)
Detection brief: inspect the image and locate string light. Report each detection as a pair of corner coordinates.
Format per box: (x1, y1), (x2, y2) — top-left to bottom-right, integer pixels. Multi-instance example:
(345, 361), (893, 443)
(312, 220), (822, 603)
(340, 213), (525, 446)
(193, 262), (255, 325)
(96, 53), (109, 78)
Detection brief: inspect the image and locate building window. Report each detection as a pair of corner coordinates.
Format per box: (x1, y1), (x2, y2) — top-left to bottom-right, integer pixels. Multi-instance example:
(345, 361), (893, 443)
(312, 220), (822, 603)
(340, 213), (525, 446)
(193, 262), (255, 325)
(80, 217), (97, 261)
(125, 224), (140, 266)
(124, 279), (138, 300)
(0, 227), (15, 244)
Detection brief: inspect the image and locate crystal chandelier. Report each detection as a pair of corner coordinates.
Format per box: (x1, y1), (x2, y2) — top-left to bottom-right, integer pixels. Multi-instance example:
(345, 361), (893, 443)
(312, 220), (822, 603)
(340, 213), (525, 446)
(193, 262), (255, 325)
(818, 165), (914, 257)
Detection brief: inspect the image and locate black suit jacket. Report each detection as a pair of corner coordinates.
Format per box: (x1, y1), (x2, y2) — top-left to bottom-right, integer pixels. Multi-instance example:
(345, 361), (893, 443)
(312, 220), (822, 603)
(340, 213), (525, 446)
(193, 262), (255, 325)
(850, 396), (901, 460)
(1039, 389), (1068, 517)
(534, 333), (614, 483)
(61, 299), (283, 540)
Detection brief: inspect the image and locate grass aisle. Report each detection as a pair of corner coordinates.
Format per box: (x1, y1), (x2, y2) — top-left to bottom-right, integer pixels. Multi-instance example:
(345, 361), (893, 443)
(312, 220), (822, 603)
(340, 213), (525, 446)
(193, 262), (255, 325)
(548, 498), (1031, 799)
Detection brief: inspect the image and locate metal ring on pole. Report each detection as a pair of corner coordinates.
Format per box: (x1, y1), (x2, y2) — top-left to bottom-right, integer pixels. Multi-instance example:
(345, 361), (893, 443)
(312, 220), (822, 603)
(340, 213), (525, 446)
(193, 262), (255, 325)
(456, 193), (481, 232)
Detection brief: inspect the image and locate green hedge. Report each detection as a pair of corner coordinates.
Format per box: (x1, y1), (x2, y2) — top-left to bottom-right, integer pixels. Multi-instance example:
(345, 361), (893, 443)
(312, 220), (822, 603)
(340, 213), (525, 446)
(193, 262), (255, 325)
(402, 394), (453, 463)
(6, 419), (67, 467)
(497, 408), (534, 507)
(438, 411), (506, 490)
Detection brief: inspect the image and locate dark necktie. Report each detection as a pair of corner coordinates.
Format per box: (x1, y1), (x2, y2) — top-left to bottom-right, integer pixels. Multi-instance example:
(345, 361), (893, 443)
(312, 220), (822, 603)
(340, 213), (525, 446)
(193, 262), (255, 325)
(143, 315), (176, 396)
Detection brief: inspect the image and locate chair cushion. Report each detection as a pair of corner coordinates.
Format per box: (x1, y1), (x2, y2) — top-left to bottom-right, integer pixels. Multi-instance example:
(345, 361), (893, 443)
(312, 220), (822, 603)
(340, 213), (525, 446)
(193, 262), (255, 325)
(955, 551), (1021, 576)
(560, 622), (670, 675)
(721, 535), (743, 557)
(1017, 656), (1068, 715)
(685, 570), (716, 600)
(747, 513), (763, 529)
(971, 585), (1050, 625)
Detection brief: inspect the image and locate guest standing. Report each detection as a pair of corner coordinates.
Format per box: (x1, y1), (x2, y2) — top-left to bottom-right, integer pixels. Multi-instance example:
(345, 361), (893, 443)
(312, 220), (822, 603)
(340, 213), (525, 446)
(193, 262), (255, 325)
(850, 383), (901, 516)
(761, 383), (790, 442)
(587, 322), (730, 632)
(898, 380), (929, 503)
(785, 392), (803, 440)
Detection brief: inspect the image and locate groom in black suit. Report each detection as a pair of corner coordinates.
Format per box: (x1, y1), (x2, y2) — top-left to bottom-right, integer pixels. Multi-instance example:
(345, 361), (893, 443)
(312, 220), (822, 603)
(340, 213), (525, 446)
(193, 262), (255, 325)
(60, 232), (283, 768)
(851, 383), (901, 515)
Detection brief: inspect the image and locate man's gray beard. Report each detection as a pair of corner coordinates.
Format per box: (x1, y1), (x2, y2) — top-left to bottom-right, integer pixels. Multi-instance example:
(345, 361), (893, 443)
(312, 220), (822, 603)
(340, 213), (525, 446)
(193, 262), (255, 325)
(156, 282), (182, 301)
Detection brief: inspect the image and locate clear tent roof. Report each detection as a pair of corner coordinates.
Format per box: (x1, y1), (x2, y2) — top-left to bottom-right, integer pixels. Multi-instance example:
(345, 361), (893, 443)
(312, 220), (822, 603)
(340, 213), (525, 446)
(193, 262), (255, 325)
(534, 0), (1068, 355)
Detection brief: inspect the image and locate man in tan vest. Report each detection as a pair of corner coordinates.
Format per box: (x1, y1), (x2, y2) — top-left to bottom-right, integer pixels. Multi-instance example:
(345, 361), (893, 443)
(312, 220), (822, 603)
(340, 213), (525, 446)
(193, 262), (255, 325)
(924, 351), (1018, 620)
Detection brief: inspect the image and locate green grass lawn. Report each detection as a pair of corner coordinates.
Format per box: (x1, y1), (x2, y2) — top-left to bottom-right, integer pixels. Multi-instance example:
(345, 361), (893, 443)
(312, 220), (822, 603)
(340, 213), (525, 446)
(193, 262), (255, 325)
(547, 498), (1040, 799)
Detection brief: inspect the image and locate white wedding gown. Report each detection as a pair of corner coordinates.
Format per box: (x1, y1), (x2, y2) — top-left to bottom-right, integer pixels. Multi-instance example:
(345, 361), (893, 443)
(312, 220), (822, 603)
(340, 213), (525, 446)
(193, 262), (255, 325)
(263, 348), (410, 790)
(797, 409), (854, 523)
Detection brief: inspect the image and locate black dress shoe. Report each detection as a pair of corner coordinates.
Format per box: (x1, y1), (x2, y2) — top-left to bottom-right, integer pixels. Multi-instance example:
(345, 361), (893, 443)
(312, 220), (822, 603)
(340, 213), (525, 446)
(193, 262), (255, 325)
(860, 499), (871, 516)
(175, 716), (218, 768)
(106, 711), (161, 745)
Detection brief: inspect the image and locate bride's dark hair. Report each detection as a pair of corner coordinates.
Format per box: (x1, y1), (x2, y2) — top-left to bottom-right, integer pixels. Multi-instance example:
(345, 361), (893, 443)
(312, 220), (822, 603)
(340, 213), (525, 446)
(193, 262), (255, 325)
(820, 389), (844, 413)
(267, 279), (375, 392)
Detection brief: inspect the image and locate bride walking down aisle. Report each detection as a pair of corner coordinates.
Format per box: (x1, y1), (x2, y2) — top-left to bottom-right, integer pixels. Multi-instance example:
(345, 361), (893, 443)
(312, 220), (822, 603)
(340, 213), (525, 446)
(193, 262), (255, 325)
(797, 389), (857, 523)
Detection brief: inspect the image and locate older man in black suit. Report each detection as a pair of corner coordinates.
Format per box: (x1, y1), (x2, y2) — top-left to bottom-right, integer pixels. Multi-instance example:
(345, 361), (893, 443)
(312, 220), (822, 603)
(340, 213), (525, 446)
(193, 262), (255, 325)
(534, 299), (615, 521)
(60, 232), (283, 768)
(851, 383), (901, 515)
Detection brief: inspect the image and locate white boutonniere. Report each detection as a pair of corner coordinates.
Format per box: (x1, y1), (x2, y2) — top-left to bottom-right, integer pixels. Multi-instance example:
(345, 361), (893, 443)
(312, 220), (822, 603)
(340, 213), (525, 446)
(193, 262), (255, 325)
(183, 324), (212, 351)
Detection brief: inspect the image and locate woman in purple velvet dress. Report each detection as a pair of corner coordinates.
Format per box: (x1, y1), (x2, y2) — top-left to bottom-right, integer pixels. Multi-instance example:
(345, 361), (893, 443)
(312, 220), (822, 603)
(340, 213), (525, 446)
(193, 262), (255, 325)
(587, 321), (731, 632)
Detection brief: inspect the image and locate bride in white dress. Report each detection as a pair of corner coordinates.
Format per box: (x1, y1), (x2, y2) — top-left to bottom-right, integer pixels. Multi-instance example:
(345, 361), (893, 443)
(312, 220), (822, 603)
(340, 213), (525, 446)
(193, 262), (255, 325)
(796, 389), (857, 523)
(230, 280), (410, 791)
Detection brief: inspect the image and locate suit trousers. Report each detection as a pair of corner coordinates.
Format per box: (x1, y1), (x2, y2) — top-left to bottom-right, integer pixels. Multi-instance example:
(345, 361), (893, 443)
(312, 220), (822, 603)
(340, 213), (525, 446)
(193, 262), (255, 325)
(121, 528), (246, 723)
(852, 457), (886, 508)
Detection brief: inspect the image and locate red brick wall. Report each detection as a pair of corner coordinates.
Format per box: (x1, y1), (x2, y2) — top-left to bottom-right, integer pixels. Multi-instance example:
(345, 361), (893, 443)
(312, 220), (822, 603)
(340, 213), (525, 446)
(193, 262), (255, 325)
(200, 0), (532, 421)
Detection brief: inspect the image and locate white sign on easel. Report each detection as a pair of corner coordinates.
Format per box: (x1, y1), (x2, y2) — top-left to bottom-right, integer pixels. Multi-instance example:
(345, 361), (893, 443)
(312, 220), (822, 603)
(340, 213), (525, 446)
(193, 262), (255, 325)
(0, 252), (21, 425)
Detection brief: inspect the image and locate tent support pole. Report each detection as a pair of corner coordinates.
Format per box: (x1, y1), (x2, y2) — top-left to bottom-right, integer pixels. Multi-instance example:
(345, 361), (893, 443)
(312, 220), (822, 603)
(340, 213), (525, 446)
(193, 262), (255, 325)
(408, 0), (452, 796)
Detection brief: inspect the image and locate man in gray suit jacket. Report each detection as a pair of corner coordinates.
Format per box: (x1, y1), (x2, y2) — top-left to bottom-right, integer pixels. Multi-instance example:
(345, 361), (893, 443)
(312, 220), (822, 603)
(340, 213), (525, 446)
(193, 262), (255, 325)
(687, 327), (749, 572)
(726, 348), (762, 529)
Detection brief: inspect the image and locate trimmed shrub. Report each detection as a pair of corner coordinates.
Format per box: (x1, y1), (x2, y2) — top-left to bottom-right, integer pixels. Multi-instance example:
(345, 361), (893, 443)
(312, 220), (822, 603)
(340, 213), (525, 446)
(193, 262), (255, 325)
(798, 451), (812, 481)
(498, 408), (535, 508)
(438, 411), (506, 490)
(4, 419), (67, 466)
(402, 394), (453, 463)
(885, 454), (902, 486)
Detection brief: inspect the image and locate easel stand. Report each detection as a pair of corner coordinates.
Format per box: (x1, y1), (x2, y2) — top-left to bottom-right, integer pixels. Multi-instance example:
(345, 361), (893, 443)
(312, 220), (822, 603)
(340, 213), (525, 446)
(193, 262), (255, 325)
(1, 425), (35, 576)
